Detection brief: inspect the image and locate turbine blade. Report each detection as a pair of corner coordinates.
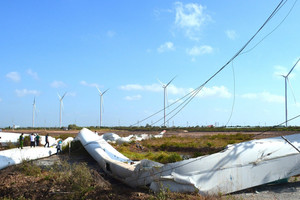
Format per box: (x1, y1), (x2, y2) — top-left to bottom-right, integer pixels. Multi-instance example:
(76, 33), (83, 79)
(165, 76), (177, 87)
(279, 74), (286, 78)
(287, 77), (297, 105)
(102, 88), (109, 95)
(287, 58), (300, 77)
(157, 78), (164, 87)
(61, 92), (67, 100)
(57, 93), (61, 100)
(96, 86), (102, 95)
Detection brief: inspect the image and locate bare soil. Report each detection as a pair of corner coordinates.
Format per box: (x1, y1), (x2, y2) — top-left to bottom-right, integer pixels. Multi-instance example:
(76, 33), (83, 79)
(0, 154), (218, 200)
(1, 130), (300, 199)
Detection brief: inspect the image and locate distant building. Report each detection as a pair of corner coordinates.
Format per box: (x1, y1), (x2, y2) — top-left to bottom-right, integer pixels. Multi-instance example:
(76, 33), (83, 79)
(13, 125), (20, 129)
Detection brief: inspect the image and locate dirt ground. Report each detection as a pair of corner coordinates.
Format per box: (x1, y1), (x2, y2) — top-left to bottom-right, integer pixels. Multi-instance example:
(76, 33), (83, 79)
(1, 129), (300, 199)
(2, 153), (300, 200)
(4, 128), (298, 139)
(0, 154), (218, 200)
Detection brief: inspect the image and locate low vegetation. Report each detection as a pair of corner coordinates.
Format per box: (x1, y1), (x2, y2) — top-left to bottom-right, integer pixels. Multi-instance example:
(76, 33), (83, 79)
(10, 159), (105, 199)
(4, 124), (300, 133)
(1, 159), (223, 200)
(113, 133), (254, 163)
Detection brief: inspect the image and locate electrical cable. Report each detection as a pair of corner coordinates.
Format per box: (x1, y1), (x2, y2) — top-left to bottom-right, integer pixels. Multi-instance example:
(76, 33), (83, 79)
(241, 0), (296, 55)
(82, 112), (300, 188)
(135, 0), (289, 127)
(225, 61), (236, 126)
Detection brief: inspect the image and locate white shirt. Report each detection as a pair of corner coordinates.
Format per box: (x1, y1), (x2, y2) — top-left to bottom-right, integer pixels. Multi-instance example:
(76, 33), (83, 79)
(30, 135), (35, 142)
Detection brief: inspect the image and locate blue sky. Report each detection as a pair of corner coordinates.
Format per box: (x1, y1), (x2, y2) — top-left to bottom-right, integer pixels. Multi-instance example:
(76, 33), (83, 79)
(0, 0), (300, 128)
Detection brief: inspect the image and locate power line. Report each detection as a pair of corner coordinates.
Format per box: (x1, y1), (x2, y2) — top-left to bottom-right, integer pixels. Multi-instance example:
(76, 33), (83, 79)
(241, 0), (296, 55)
(159, 0), (289, 126)
(131, 0), (297, 127)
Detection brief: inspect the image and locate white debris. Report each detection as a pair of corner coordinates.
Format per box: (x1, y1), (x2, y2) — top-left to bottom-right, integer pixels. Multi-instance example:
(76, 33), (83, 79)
(77, 128), (300, 195)
(0, 147), (57, 170)
(0, 131), (74, 170)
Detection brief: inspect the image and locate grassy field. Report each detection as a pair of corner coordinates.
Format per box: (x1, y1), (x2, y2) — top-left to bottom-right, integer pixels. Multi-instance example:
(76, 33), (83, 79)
(112, 133), (254, 163)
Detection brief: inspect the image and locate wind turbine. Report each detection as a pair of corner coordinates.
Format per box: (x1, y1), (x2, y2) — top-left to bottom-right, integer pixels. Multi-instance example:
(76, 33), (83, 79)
(58, 92), (67, 128)
(158, 76), (176, 127)
(32, 97), (36, 128)
(281, 58), (300, 127)
(97, 87), (109, 128)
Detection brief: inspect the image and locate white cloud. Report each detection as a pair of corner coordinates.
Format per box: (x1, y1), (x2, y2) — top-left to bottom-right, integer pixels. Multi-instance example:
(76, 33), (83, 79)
(6, 72), (21, 82)
(174, 2), (211, 40)
(124, 95), (142, 101)
(157, 42), (175, 53)
(120, 83), (190, 95)
(15, 89), (40, 97)
(50, 80), (67, 88)
(154, 8), (173, 19)
(273, 65), (288, 78)
(120, 84), (161, 92)
(121, 83), (231, 99)
(225, 30), (237, 40)
(167, 85), (193, 95)
(273, 62), (299, 79)
(186, 45), (213, 56)
(241, 93), (257, 99)
(168, 98), (183, 104)
(27, 69), (39, 80)
(67, 92), (76, 97)
(198, 86), (231, 98)
(107, 30), (116, 38)
(241, 92), (284, 103)
(80, 80), (99, 88)
(120, 84), (231, 100)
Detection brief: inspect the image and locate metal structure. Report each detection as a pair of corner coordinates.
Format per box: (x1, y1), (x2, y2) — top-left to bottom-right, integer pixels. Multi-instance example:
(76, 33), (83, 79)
(158, 76), (176, 127)
(58, 92), (67, 128)
(281, 58), (300, 126)
(97, 87), (109, 128)
(32, 97), (36, 128)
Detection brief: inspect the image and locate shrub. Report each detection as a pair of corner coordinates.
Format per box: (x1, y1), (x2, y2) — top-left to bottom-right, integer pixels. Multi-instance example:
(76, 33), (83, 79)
(6, 141), (17, 149)
(152, 152), (182, 164)
(18, 161), (41, 177)
(206, 142), (212, 147)
(23, 136), (30, 146)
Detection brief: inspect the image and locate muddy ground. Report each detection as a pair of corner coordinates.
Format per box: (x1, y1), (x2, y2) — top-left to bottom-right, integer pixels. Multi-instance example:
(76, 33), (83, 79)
(1, 129), (300, 199)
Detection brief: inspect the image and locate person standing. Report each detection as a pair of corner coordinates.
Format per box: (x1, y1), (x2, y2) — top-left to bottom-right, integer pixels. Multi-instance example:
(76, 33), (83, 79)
(30, 133), (35, 147)
(19, 133), (24, 149)
(56, 140), (62, 154)
(35, 134), (40, 146)
(44, 133), (49, 148)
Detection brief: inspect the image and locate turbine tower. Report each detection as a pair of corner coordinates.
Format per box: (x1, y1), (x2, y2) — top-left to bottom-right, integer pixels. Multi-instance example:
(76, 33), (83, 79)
(58, 92), (67, 128)
(32, 97), (36, 128)
(282, 58), (300, 127)
(158, 76), (176, 127)
(97, 87), (109, 128)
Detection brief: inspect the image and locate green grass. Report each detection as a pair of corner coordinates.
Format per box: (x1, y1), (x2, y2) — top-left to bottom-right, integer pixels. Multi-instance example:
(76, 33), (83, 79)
(17, 160), (42, 177)
(114, 133), (254, 163)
